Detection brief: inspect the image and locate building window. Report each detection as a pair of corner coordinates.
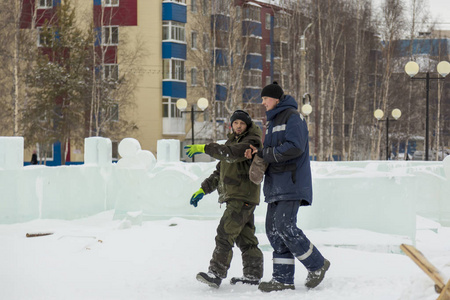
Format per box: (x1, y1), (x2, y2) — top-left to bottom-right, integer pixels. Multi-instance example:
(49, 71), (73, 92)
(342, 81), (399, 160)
(243, 5), (260, 22)
(104, 64), (119, 81)
(104, 0), (119, 7)
(191, 0), (197, 12)
(163, 59), (185, 81)
(191, 32), (198, 49)
(162, 21), (185, 43)
(265, 76), (271, 86)
(111, 103), (119, 121)
(211, 0), (229, 15)
(103, 26), (119, 45)
(215, 101), (226, 119)
(191, 68), (197, 85)
(203, 70), (209, 86)
(282, 73), (289, 90)
(202, 0), (208, 15)
(247, 37), (261, 54)
(235, 38), (242, 55)
(265, 44), (271, 62)
(163, 0), (186, 3)
(162, 98), (182, 118)
(203, 33), (209, 51)
(274, 41), (288, 58)
(215, 68), (228, 84)
(37, 143), (54, 161)
(265, 13), (271, 29)
(243, 70), (262, 87)
(37, 27), (53, 47)
(38, 0), (52, 9)
(274, 13), (289, 28)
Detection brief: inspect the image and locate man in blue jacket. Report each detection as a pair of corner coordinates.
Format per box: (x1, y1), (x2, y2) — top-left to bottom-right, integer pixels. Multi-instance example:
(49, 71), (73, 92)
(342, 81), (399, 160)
(246, 82), (330, 292)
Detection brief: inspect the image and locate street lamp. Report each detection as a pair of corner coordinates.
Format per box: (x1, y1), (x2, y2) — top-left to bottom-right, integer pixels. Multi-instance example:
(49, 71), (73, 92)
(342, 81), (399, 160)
(374, 108), (402, 160)
(176, 97), (209, 162)
(301, 93), (312, 117)
(404, 60), (450, 161)
(300, 23), (313, 103)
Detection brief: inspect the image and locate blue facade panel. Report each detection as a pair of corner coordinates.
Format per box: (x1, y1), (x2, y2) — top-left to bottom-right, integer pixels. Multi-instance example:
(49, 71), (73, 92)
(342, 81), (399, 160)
(215, 85), (227, 101)
(93, 0), (101, 5)
(213, 14), (229, 31)
(215, 49), (228, 66)
(94, 27), (101, 46)
(163, 81), (186, 98)
(243, 88), (261, 103)
(162, 42), (186, 59)
(397, 39), (449, 56)
(245, 54), (263, 70)
(162, 3), (187, 23)
(242, 20), (262, 37)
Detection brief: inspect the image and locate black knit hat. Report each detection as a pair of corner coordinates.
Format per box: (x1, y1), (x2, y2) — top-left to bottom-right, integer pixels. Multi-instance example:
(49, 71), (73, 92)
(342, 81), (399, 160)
(230, 110), (252, 127)
(261, 81), (284, 99)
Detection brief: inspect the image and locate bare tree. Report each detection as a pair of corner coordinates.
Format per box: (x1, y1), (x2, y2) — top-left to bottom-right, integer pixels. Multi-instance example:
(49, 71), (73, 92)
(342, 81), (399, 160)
(187, 0), (258, 142)
(0, 0), (38, 136)
(372, 0), (406, 160)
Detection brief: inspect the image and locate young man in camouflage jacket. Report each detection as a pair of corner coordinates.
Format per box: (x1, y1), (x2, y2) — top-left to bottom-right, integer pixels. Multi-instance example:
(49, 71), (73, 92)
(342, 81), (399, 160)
(185, 110), (264, 288)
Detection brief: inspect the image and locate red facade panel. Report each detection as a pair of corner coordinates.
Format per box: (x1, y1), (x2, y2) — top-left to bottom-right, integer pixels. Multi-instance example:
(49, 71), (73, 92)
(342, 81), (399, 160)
(20, 0), (57, 29)
(94, 0), (138, 27)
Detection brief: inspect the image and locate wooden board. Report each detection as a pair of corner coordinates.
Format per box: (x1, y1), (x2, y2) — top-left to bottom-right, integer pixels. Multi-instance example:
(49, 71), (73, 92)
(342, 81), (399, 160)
(400, 244), (450, 300)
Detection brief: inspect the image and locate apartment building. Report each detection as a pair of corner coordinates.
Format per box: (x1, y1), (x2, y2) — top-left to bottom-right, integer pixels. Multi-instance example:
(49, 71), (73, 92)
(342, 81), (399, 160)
(19, 0), (292, 164)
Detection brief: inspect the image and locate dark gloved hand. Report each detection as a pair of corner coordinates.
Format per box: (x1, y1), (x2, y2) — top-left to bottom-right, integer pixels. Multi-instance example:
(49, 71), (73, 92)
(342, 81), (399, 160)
(184, 144), (206, 158)
(190, 188), (205, 207)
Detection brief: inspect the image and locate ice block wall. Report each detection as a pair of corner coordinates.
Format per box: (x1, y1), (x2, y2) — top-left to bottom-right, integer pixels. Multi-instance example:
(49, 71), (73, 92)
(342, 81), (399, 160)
(1, 137), (449, 243)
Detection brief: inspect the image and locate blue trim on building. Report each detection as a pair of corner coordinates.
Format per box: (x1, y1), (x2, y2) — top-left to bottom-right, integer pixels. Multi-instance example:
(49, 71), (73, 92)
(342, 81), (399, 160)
(397, 39), (449, 57)
(215, 85), (227, 101)
(163, 81), (186, 98)
(162, 2), (187, 23)
(93, 0), (101, 5)
(245, 54), (262, 70)
(215, 49), (228, 66)
(94, 27), (101, 46)
(242, 20), (262, 37)
(162, 42), (187, 59)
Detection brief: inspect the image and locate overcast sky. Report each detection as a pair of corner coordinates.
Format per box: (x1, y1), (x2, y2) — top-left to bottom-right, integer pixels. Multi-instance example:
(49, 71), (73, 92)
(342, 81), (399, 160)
(428, 0), (450, 29)
(372, 0), (450, 30)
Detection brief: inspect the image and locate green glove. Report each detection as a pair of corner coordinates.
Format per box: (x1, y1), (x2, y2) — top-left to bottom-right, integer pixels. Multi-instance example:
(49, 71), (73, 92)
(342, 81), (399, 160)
(190, 188), (205, 207)
(184, 144), (205, 158)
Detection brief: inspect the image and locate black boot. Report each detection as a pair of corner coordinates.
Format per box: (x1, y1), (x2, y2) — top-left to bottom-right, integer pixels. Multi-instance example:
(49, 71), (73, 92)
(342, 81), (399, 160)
(230, 276), (260, 285)
(196, 272), (222, 288)
(258, 279), (295, 292)
(305, 259), (330, 288)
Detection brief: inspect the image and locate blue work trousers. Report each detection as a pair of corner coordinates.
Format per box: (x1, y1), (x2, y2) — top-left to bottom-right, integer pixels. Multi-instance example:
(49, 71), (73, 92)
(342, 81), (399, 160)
(266, 200), (325, 284)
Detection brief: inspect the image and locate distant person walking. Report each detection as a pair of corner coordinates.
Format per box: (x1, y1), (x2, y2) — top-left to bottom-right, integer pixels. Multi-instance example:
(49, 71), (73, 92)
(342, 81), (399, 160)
(185, 110), (264, 288)
(30, 150), (38, 165)
(246, 82), (330, 292)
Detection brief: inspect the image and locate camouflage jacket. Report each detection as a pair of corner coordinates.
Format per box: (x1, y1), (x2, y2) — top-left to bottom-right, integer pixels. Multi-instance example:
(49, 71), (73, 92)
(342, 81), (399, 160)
(201, 122), (262, 205)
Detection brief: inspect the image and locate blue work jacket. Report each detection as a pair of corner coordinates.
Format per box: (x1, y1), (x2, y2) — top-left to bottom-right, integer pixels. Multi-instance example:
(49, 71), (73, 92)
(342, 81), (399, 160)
(260, 95), (312, 205)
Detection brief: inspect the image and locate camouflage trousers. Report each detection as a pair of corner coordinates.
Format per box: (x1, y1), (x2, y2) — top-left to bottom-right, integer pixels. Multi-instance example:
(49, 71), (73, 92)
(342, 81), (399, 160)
(209, 200), (264, 279)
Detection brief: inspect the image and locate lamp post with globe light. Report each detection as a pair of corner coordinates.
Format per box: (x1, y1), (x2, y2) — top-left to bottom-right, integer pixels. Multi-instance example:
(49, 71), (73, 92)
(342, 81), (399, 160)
(176, 97), (209, 162)
(404, 60), (450, 161)
(301, 93), (312, 118)
(374, 108), (402, 160)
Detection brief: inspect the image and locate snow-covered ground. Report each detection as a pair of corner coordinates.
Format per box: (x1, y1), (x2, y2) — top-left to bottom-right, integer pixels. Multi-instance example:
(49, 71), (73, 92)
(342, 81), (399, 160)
(1, 211), (449, 300)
